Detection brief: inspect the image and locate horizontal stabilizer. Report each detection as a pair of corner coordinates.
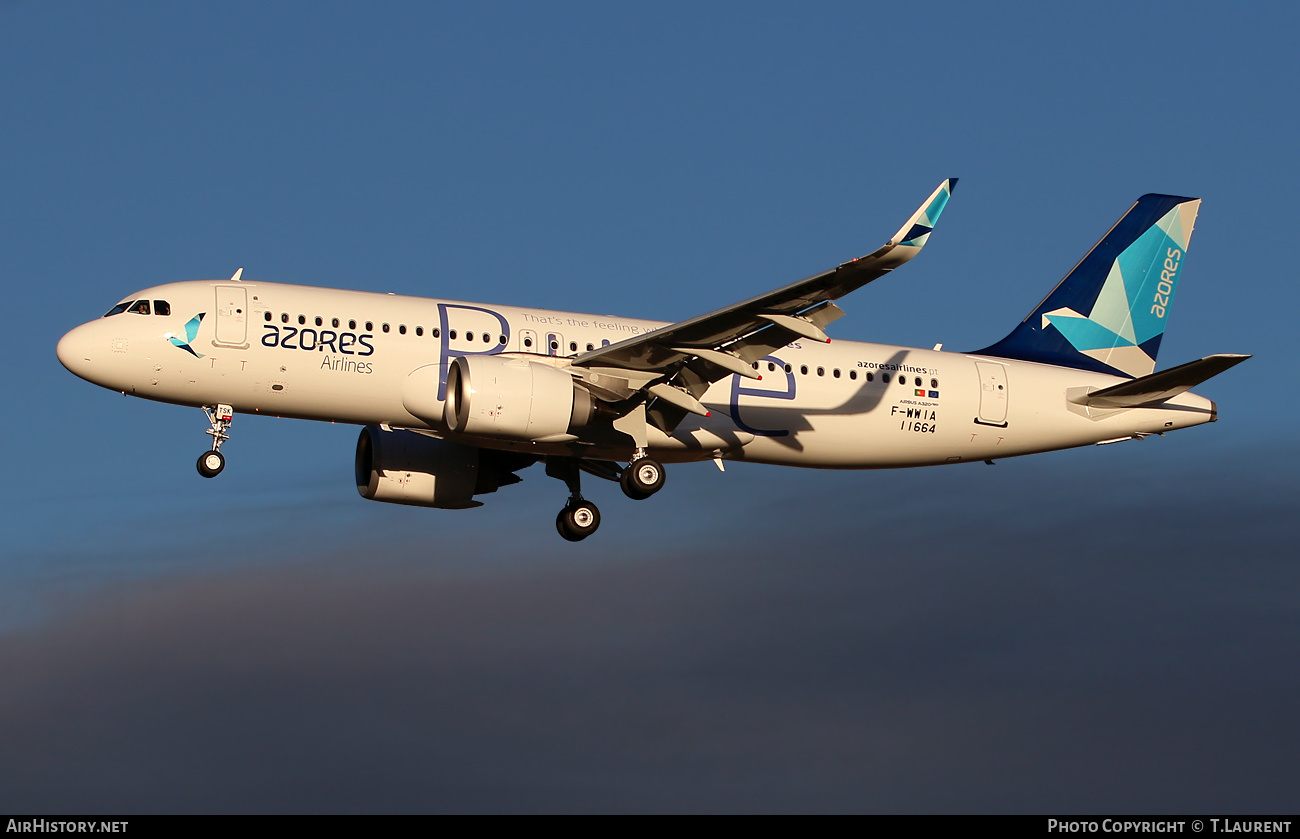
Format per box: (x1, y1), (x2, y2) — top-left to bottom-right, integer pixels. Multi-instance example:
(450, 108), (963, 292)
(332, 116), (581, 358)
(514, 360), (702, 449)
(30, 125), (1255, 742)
(1071, 354), (1250, 408)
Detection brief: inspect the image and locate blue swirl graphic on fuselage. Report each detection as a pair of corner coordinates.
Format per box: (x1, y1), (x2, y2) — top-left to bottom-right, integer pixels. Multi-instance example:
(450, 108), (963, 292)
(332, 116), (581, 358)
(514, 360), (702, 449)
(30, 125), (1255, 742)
(436, 303), (512, 400)
(729, 355), (795, 437)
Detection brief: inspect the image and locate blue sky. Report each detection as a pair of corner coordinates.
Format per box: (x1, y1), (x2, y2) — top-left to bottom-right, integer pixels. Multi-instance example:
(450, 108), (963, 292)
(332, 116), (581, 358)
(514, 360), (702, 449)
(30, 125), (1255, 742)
(2, 2), (1297, 812)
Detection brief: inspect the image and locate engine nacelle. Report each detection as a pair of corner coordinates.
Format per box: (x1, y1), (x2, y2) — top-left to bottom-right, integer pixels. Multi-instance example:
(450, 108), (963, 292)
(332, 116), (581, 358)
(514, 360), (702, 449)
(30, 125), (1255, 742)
(355, 426), (533, 509)
(444, 355), (594, 441)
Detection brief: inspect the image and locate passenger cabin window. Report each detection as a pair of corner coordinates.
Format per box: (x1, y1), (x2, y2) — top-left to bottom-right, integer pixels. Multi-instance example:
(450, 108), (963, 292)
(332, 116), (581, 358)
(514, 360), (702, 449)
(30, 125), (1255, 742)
(264, 311), (272, 322)
(154, 301), (171, 316)
(398, 325), (407, 335)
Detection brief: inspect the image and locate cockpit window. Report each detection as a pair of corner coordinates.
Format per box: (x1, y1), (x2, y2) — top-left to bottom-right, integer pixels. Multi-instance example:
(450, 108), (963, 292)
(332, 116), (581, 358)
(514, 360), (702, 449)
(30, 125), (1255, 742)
(154, 300), (171, 316)
(129, 300), (151, 315)
(104, 301), (132, 317)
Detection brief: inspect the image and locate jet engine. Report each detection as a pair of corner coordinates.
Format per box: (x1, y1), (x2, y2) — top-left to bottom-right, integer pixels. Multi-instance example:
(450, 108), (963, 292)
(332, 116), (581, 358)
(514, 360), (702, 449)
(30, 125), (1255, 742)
(355, 426), (534, 509)
(444, 355), (595, 441)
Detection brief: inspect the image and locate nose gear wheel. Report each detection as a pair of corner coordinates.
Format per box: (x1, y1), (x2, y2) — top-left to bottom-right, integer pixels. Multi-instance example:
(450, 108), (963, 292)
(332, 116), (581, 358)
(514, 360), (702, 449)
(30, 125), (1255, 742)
(196, 404), (234, 478)
(197, 450), (225, 478)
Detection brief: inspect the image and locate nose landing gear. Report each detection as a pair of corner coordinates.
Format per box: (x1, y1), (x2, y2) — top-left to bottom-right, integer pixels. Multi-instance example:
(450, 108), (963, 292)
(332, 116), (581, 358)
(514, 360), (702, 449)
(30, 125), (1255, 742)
(197, 449), (225, 478)
(196, 404), (234, 479)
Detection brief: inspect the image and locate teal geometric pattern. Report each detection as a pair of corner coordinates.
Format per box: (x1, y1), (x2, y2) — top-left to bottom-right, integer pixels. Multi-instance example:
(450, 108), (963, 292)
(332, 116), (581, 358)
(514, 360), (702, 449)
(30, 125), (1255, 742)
(168, 312), (206, 358)
(1038, 200), (1198, 377)
(897, 180), (954, 248)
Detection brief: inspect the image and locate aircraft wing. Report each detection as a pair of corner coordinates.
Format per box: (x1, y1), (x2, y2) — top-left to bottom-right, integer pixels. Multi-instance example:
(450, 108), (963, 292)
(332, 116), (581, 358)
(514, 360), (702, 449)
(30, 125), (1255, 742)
(569, 179), (956, 424)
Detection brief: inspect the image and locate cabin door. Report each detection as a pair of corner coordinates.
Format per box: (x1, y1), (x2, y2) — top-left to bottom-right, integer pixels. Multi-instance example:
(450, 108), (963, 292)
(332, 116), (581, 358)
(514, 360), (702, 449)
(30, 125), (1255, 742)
(974, 361), (1009, 427)
(213, 286), (249, 348)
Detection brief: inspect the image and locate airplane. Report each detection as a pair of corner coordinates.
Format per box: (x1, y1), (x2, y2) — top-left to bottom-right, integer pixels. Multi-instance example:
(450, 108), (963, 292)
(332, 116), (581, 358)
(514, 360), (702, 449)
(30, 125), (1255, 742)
(56, 180), (1248, 541)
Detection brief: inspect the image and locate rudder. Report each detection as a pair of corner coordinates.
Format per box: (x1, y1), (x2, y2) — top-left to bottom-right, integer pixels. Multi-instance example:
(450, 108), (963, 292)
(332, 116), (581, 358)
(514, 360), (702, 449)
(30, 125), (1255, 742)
(977, 194), (1200, 377)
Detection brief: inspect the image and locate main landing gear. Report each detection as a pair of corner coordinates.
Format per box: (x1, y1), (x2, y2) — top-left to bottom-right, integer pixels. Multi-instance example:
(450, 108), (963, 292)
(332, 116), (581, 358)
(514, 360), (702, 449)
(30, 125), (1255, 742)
(547, 452), (667, 541)
(547, 458), (601, 542)
(196, 404), (234, 479)
(620, 453), (665, 500)
(557, 499), (601, 542)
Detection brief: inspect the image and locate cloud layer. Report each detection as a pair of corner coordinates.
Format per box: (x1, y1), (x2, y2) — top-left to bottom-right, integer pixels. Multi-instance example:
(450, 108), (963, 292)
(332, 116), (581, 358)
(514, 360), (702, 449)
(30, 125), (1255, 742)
(2, 447), (1297, 813)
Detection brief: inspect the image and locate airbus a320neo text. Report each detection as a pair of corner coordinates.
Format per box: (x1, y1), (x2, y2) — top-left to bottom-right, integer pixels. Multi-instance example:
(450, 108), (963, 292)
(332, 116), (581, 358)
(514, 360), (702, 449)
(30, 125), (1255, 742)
(58, 181), (1247, 540)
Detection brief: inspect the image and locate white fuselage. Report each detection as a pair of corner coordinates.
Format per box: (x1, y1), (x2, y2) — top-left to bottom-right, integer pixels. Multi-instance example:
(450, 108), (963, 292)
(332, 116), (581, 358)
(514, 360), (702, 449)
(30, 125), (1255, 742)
(57, 279), (1218, 468)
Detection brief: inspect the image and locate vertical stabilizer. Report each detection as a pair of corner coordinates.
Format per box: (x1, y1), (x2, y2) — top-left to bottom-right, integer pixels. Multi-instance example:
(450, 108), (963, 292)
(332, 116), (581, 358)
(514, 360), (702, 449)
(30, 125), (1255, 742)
(977, 194), (1200, 377)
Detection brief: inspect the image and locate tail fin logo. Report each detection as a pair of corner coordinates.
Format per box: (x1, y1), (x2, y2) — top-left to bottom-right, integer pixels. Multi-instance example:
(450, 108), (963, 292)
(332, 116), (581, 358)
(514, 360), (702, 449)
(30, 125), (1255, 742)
(1039, 201), (1195, 377)
(978, 195), (1200, 378)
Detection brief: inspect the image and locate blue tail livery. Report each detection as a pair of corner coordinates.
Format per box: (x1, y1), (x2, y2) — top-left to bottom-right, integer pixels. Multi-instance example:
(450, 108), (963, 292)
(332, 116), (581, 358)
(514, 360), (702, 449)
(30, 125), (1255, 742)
(977, 194), (1201, 377)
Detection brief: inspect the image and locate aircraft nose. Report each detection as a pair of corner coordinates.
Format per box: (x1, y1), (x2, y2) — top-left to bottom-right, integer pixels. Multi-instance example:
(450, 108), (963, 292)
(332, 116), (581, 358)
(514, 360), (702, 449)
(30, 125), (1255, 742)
(56, 322), (98, 381)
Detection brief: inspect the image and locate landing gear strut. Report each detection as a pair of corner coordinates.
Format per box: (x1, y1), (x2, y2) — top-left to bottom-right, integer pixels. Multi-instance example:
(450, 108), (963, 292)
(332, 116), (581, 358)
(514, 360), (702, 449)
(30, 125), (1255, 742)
(196, 404), (234, 479)
(620, 451), (666, 500)
(547, 458), (601, 541)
